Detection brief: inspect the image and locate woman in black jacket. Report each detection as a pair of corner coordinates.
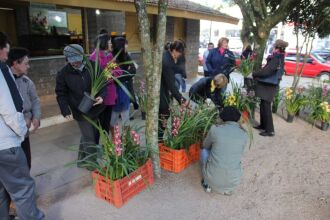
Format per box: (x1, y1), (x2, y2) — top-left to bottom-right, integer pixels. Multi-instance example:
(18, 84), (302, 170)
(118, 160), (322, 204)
(189, 73), (228, 107)
(159, 40), (186, 141)
(253, 39), (288, 137)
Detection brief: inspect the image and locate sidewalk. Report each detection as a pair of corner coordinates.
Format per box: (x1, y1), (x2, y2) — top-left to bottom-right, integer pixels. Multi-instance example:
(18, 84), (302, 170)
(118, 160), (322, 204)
(32, 112), (329, 220)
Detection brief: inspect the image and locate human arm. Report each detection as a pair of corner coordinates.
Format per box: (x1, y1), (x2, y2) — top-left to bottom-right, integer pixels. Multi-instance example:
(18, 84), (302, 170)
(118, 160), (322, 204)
(27, 80), (41, 131)
(55, 69), (72, 118)
(163, 60), (185, 104)
(202, 125), (214, 149)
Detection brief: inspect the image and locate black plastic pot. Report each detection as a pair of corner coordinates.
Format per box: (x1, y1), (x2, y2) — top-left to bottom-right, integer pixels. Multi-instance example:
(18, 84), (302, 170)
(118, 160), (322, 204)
(286, 114), (294, 123)
(78, 92), (95, 114)
(141, 111), (146, 120)
(321, 122), (329, 131)
(244, 77), (255, 90)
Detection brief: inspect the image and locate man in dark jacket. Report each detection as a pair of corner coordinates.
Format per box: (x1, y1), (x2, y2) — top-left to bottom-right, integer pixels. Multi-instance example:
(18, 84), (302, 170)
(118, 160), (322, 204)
(55, 44), (106, 169)
(159, 40), (186, 140)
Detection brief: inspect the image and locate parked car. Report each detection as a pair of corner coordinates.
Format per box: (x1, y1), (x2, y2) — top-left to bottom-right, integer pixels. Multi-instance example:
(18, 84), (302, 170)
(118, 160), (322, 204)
(312, 49), (330, 61)
(284, 52), (330, 81)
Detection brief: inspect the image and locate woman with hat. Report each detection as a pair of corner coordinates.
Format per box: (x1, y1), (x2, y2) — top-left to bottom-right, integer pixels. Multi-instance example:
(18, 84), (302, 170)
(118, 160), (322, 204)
(200, 106), (248, 194)
(189, 73), (228, 107)
(253, 39), (288, 137)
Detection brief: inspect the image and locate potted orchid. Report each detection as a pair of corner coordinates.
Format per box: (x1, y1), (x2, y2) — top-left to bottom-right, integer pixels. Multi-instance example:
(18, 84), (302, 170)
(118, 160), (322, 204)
(82, 117), (153, 207)
(284, 87), (307, 122)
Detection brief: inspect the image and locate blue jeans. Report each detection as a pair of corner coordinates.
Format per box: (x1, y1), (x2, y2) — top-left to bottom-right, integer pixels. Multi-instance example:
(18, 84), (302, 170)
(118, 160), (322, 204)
(200, 148), (210, 185)
(175, 74), (186, 92)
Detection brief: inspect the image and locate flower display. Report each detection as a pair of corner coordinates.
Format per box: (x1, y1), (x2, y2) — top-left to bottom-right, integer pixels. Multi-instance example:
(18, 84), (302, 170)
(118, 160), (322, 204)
(82, 117), (149, 181)
(284, 87), (307, 116)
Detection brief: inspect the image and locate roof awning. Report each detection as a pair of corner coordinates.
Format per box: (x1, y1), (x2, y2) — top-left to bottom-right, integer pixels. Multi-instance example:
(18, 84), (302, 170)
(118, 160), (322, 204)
(22, 0), (239, 24)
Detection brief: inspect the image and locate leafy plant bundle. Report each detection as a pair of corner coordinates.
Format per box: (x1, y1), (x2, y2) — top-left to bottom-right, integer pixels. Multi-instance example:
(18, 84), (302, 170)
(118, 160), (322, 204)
(239, 55), (254, 77)
(83, 117), (150, 181)
(164, 102), (218, 150)
(135, 80), (147, 112)
(284, 87), (308, 115)
(307, 84), (330, 123)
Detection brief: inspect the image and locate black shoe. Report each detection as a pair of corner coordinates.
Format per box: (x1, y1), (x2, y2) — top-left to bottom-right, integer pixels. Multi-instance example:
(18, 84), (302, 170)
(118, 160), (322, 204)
(129, 116), (134, 120)
(201, 179), (212, 193)
(259, 131), (275, 137)
(133, 102), (139, 110)
(253, 125), (264, 130)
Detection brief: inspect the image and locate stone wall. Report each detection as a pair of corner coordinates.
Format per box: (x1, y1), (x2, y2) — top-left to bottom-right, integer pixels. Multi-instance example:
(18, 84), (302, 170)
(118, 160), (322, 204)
(28, 57), (66, 98)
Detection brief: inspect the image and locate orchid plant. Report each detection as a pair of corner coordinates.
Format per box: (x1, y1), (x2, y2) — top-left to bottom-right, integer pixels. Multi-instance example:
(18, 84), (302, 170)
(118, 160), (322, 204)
(284, 87), (308, 116)
(82, 116), (150, 181)
(308, 84), (330, 123)
(135, 80), (147, 113)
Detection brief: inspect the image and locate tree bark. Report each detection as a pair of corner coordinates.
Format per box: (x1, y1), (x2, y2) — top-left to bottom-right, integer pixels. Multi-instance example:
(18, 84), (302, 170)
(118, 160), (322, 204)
(134, 0), (168, 178)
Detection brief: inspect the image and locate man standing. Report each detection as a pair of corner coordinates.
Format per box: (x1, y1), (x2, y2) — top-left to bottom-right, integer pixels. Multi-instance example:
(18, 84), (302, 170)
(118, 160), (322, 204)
(203, 42), (214, 77)
(0, 32), (44, 220)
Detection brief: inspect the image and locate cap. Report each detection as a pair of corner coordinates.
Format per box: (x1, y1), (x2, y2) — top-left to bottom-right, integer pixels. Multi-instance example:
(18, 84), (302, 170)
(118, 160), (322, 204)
(63, 44), (84, 63)
(274, 39), (288, 48)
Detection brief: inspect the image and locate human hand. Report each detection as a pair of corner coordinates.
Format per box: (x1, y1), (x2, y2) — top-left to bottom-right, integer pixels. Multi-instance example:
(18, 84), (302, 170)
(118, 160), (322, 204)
(30, 118), (40, 133)
(25, 118), (31, 129)
(93, 96), (103, 106)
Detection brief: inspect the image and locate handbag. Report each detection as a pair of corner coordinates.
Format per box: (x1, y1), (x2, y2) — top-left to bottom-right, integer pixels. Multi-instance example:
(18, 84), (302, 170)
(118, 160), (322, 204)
(257, 60), (283, 85)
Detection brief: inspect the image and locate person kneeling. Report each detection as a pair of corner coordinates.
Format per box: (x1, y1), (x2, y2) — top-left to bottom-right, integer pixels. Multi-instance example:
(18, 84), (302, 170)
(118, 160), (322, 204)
(200, 106), (248, 195)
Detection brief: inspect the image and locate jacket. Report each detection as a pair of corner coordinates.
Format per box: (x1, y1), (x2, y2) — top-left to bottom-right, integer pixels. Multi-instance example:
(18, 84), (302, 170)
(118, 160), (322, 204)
(160, 51), (184, 111)
(55, 63), (107, 121)
(15, 75), (41, 121)
(202, 122), (248, 194)
(253, 53), (284, 102)
(206, 48), (236, 79)
(172, 55), (187, 78)
(89, 50), (122, 106)
(189, 77), (223, 107)
(0, 64), (27, 150)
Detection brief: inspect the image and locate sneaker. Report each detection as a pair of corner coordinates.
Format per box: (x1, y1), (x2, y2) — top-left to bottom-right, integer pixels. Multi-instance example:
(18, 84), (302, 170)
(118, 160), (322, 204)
(201, 179), (212, 193)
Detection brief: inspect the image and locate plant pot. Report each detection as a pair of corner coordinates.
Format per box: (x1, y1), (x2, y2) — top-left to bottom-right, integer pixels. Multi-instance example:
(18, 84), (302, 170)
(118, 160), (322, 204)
(321, 121), (329, 131)
(141, 111), (146, 120)
(159, 142), (200, 173)
(92, 159), (154, 208)
(243, 77), (254, 90)
(286, 114), (294, 123)
(78, 92), (95, 114)
(242, 110), (249, 122)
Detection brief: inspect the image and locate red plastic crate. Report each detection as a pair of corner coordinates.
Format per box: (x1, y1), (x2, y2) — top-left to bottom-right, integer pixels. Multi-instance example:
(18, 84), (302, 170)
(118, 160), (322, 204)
(159, 142), (200, 173)
(92, 159), (154, 208)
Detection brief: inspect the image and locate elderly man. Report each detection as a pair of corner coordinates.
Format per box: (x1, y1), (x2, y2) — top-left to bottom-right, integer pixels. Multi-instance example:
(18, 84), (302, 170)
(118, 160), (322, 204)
(0, 32), (44, 220)
(200, 106), (248, 195)
(55, 44), (106, 170)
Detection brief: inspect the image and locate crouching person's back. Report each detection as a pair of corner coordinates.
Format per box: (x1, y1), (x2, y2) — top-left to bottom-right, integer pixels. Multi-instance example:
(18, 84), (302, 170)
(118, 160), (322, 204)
(201, 106), (248, 195)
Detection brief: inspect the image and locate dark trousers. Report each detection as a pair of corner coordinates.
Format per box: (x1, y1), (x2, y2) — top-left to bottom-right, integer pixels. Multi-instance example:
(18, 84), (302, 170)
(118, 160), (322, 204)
(260, 99), (274, 133)
(158, 108), (170, 141)
(21, 137), (31, 169)
(77, 120), (98, 165)
(204, 70), (210, 77)
(0, 147), (44, 220)
(98, 106), (112, 133)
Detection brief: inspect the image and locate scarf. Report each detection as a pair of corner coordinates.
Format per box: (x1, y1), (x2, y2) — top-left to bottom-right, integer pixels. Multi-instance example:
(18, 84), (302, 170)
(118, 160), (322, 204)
(0, 62), (23, 112)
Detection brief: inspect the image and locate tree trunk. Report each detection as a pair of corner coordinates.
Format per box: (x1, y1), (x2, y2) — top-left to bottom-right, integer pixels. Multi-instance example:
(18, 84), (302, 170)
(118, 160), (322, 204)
(134, 0), (168, 178)
(253, 32), (269, 70)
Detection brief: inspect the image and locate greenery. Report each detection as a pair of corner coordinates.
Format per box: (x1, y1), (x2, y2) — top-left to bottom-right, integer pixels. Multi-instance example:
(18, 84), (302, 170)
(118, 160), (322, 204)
(284, 87), (308, 115)
(82, 117), (150, 181)
(307, 84), (330, 123)
(272, 88), (281, 113)
(224, 83), (258, 114)
(164, 102), (218, 150)
(239, 55), (254, 77)
(135, 80), (147, 112)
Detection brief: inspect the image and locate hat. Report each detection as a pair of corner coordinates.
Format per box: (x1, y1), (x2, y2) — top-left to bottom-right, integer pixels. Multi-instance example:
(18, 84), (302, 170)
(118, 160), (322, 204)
(219, 106), (241, 122)
(274, 40), (288, 48)
(214, 73), (228, 88)
(63, 44), (84, 63)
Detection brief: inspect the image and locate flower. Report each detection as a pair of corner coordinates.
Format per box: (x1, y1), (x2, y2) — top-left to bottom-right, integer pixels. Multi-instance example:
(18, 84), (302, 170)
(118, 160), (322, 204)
(322, 85), (328, 97)
(285, 88), (293, 100)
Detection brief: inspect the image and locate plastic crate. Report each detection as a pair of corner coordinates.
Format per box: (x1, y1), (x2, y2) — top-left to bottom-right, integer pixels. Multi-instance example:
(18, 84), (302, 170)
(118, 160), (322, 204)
(159, 142), (200, 173)
(92, 159), (154, 208)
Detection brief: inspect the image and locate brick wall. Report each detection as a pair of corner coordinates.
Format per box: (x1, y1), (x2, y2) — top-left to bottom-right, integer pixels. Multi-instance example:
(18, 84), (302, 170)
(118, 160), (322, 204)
(28, 57), (66, 97)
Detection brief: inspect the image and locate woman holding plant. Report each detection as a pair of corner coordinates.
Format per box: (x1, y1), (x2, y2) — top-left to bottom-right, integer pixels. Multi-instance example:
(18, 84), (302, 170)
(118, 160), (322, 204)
(253, 40), (288, 137)
(56, 44), (106, 169)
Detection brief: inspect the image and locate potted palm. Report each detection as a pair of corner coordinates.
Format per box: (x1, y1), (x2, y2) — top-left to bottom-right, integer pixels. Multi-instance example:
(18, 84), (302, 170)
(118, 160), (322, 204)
(83, 117), (153, 208)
